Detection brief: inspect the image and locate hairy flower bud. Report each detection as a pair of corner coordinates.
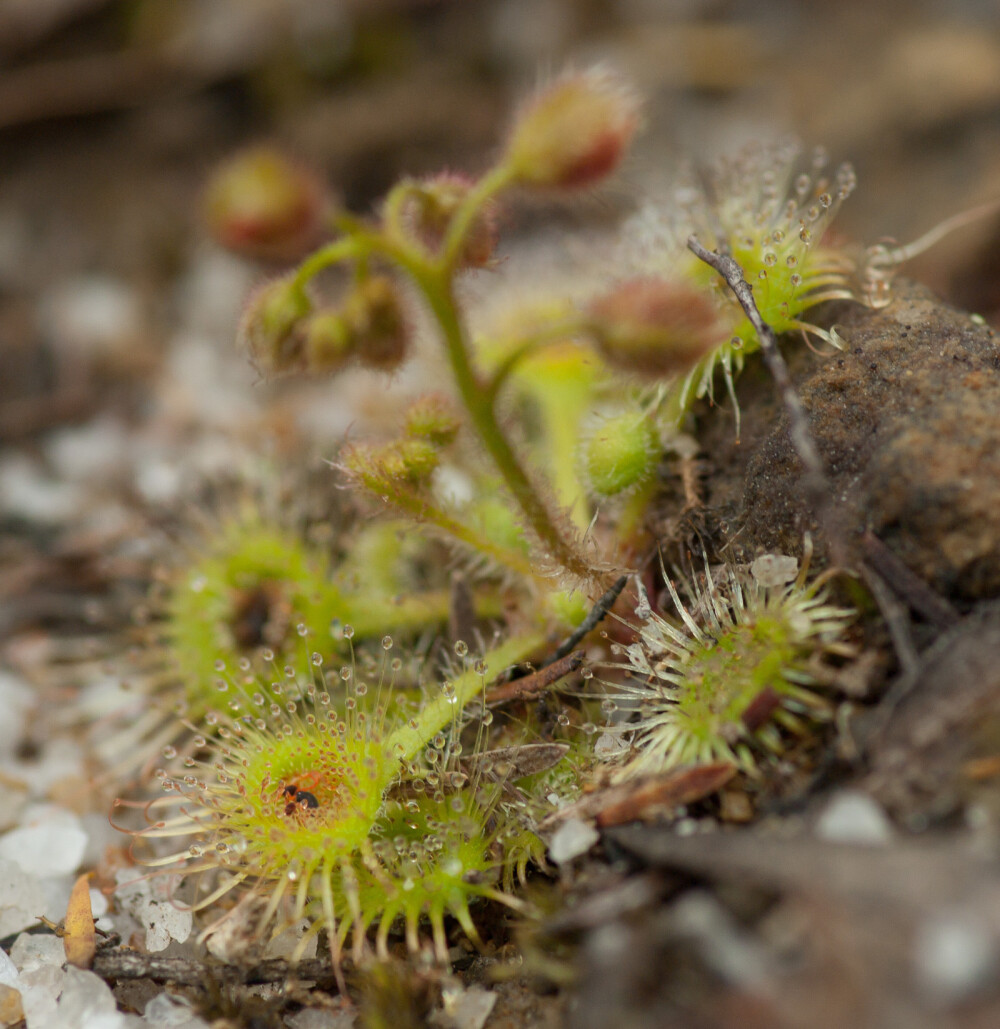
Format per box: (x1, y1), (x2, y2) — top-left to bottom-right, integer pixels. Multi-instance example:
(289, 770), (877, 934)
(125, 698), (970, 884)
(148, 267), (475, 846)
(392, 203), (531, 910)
(403, 393), (462, 447)
(204, 146), (330, 262)
(587, 277), (721, 378)
(344, 276), (411, 371)
(238, 274), (312, 374)
(301, 309), (352, 373)
(580, 411), (659, 498)
(504, 68), (639, 190)
(342, 438), (439, 493)
(397, 173), (498, 269)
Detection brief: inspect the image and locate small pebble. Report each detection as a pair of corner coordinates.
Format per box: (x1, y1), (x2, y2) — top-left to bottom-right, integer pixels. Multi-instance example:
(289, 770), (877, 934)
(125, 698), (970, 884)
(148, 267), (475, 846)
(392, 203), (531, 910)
(914, 909), (999, 1003)
(814, 790), (893, 845)
(39, 275), (142, 359)
(114, 869), (193, 952)
(0, 861), (51, 939)
(750, 553), (799, 587)
(548, 818), (599, 865)
(142, 993), (211, 1029)
(432, 985), (497, 1029)
(0, 805), (87, 878)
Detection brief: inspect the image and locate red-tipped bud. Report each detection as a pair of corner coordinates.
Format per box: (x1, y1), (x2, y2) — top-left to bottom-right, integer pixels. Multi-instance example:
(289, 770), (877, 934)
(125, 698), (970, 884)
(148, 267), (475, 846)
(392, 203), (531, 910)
(397, 173), (498, 269)
(343, 276), (411, 371)
(403, 393), (462, 447)
(204, 146), (330, 262)
(504, 68), (639, 190)
(587, 278), (721, 378)
(238, 274), (312, 375)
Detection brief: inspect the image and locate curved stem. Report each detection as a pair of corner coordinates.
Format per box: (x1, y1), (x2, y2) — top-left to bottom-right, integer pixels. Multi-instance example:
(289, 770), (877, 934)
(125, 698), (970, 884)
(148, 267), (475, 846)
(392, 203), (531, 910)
(299, 199), (596, 583)
(413, 268), (595, 583)
(440, 165), (514, 273)
(291, 238), (361, 293)
(484, 316), (588, 402)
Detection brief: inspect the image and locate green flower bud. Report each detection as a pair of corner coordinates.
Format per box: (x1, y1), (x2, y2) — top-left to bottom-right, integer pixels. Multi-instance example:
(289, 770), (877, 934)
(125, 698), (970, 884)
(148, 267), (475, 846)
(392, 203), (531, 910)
(403, 393), (462, 447)
(580, 411), (659, 498)
(237, 274), (312, 375)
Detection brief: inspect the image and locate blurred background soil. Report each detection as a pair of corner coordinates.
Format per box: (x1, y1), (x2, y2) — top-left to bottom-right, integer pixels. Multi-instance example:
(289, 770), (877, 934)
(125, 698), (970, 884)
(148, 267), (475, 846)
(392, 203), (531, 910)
(3, 2), (1000, 1028)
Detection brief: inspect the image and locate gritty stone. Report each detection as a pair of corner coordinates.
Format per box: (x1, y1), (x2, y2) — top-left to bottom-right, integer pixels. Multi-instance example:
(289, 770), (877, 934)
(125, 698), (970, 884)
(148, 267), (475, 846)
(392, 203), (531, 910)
(913, 908), (1000, 1003)
(814, 790), (894, 845)
(548, 818), (600, 865)
(863, 603), (1000, 823)
(741, 280), (1000, 600)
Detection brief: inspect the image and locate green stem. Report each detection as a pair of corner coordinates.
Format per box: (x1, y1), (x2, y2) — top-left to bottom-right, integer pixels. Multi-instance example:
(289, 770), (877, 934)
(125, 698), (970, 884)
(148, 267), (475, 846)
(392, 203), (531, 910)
(484, 316), (587, 403)
(381, 179), (419, 241)
(297, 191), (595, 583)
(412, 269), (593, 582)
(440, 165), (514, 273)
(291, 238), (361, 293)
(386, 631), (545, 763)
(616, 474), (657, 544)
(536, 390), (591, 530)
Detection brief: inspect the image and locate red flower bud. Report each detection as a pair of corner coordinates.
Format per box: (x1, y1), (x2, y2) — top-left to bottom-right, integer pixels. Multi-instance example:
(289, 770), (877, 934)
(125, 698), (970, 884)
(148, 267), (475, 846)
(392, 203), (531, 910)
(204, 146), (330, 262)
(343, 276), (411, 371)
(504, 68), (639, 190)
(587, 277), (722, 378)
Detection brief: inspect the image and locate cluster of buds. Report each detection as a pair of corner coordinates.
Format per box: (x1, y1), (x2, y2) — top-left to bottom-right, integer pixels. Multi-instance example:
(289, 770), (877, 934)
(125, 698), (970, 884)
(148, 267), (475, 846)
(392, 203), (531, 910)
(239, 274), (410, 376)
(341, 394), (462, 495)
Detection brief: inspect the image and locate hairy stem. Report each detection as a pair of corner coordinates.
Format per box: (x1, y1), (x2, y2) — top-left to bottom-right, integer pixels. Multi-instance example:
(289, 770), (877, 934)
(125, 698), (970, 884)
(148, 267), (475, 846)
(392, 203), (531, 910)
(414, 268), (594, 583)
(440, 165), (513, 272)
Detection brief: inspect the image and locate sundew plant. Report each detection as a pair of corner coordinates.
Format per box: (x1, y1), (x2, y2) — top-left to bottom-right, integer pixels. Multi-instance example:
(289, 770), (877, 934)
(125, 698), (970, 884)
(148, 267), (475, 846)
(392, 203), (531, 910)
(123, 631), (545, 971)
(116, 62), (949, 972)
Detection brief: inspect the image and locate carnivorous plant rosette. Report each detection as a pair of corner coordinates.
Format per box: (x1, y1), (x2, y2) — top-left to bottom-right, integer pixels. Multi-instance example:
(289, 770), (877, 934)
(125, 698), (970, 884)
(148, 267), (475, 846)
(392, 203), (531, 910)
(120, 632), (545, 970)
(605, 554), (856, 775)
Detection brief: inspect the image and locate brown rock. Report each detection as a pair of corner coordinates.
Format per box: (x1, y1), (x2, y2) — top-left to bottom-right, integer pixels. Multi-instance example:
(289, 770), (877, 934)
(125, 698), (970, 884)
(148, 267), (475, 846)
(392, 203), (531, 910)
(742, 280), (1000, 599)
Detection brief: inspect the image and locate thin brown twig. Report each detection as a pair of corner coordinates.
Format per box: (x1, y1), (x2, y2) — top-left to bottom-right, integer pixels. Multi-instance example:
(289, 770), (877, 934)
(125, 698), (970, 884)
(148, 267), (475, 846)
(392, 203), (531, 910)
(860, 530), (959, 629)
(485, 650), (584, 706)
(541, 574), (628, 667)
(686, 237), (842, 559)
(685, 237), (926, 675)
(92, 947), (343, 991)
